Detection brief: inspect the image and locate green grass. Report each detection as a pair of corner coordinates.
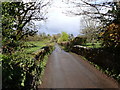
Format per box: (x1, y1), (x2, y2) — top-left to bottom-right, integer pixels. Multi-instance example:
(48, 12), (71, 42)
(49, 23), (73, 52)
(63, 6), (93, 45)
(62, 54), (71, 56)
(83, 43), (101, 48)
(0, 53), (2, 67)
(25, 47), (43, 54)
(24, 39), (54, 56)
(0, 54), (2, 57)
(39, 55), (49, 84)
(24, 40), (49, 47)
(24, 41), (47, 54)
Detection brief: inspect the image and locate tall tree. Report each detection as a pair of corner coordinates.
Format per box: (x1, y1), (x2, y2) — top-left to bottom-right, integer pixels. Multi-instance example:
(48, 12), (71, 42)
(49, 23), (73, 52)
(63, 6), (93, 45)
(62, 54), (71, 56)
(2, 1), (52, 53)
(80, 16), (101, 43)
(65, 0), (120, 24)
(58, 32), (69, 42)
(2, 1), (52, 89)
(64, 0), (120, 48)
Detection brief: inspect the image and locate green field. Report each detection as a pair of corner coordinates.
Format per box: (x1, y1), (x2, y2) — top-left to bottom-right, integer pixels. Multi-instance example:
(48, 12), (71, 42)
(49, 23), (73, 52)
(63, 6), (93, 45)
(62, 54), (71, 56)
(24, 39), (54, 56)
(0, 53), (2, 67)
(83, 43), (102, 48)
(24, 41), (46, 54)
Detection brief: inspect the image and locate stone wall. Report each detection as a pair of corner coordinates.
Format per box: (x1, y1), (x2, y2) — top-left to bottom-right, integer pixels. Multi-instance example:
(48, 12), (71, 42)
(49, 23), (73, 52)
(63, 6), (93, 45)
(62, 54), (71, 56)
(71, 45), (120, 75)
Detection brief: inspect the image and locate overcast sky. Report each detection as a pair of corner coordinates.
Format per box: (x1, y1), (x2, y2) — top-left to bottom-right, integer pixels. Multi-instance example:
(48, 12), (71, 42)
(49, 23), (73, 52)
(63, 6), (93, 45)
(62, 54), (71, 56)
(37, 0), (81, 36)
(33, 0), (112, 36)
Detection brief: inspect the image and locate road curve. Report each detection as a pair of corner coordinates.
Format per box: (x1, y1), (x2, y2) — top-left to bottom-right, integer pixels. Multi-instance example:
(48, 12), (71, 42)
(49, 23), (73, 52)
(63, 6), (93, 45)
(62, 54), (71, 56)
(39, 44), (119, 88)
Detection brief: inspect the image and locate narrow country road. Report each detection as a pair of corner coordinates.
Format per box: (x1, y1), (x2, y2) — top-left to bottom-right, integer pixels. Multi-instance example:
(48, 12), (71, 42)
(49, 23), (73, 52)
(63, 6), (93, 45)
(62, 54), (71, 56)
(40, 44), (119, 88)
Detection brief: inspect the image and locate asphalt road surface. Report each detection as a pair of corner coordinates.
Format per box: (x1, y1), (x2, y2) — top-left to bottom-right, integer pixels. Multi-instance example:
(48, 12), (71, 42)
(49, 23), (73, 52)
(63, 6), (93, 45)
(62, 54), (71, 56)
(40, 44), (119, 88)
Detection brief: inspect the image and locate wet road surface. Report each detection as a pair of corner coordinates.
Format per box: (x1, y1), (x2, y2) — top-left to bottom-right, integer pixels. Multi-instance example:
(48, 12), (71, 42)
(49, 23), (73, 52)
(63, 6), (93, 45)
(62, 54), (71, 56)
(40, 44), (119, 88)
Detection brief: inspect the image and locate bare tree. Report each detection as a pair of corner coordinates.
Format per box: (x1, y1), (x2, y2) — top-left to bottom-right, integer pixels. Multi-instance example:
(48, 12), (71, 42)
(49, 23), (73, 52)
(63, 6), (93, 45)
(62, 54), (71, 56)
(63, 0), (120, 25)
(80, 16), (101, 43)
(16, 1), (52, 39)
(2, 0), (52, 41)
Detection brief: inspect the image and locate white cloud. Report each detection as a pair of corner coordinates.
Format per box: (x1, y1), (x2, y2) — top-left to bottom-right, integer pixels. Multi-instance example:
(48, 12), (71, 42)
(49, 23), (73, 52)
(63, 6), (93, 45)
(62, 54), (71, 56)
(38, 0), (81, 36)
(37, 0), (112, 36)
